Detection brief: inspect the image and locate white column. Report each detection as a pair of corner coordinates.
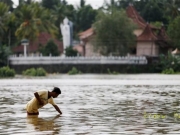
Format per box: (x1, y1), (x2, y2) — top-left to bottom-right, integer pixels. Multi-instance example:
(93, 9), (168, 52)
(24, 45), (27, 57)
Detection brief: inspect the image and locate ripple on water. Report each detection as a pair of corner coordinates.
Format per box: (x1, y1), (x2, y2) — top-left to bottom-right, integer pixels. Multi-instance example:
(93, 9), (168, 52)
(1, 76), (180, 134)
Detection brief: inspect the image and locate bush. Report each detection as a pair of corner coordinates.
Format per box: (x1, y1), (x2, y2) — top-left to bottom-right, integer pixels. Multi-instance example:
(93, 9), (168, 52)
(68, 67), (82, 75)
(39, 39), (60, 56)
(162, 68), (175, 74)
(0, 66), (15, 77)
(22, 67), (46, 76)
(65, 46), (78, 56)
(158, 53), (180, 73)
(36, 68), (47, 76)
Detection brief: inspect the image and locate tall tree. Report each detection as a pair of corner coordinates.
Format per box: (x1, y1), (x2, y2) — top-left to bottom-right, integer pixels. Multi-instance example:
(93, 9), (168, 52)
(15, 2), (58, 41)
(141, 0), (165, 23)
(93, 9), (137, 56)
(41, 0), (61, 10)
(73, 0), (97, 38)
(0, 2), (15, 46)
(160, 0), (180, 21)
(0, 0), (13, 11)
(167, 16), (180, 48)
(0, 2), (9, 42)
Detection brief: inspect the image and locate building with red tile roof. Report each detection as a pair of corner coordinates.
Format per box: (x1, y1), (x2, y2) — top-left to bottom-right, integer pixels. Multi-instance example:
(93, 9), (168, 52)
(126, 4), (146, 29)
(75, 4), (171, 57)
(12, 32), (63, 56)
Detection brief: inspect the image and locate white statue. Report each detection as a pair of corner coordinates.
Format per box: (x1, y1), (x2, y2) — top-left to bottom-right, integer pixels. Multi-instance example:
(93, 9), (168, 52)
(60, 17), (71, 52)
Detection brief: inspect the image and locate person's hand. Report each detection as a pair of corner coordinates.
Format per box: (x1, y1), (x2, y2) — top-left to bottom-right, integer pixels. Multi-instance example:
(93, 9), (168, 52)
(60, 111), (62, 115)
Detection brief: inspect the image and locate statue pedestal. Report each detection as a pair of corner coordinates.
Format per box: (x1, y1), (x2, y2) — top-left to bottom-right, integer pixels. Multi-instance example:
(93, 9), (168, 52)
(21, 39), (29, 57)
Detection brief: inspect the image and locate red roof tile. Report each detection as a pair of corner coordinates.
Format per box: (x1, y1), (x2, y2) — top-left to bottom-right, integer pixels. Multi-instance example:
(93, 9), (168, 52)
(137, 24), (158, 41)
(126, 5), (146, 29)
(157, 26), (169, 41)
(13, 32), (63, 53)
(78, 28), (94, 40)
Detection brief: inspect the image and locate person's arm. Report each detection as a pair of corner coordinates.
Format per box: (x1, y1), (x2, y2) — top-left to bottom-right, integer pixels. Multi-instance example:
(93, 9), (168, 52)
(34, 92), (44, 105)
(53, 105), (62, 115)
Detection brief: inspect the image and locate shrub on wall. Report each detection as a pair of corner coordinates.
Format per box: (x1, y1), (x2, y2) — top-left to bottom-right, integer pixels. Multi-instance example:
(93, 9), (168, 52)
(0, 67), (15, 77)
(65, 46), (78, 56)
(39, 39), (60, 56)
(22, 67), (46, 76)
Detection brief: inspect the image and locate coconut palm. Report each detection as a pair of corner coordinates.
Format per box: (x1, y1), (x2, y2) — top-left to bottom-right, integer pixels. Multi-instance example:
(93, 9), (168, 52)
(15, 2), (58, 41)
(0, 0), (13, 11)
(159, 0), (180, 20)
(0, 2), (11, 44)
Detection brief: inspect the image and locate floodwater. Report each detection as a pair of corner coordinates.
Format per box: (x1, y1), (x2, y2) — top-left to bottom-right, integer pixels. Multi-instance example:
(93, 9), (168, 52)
(1, 74), (180, 135)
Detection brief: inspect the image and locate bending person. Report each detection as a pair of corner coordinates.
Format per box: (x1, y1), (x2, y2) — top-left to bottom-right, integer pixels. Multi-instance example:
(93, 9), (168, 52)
(25, 87), (62, 115)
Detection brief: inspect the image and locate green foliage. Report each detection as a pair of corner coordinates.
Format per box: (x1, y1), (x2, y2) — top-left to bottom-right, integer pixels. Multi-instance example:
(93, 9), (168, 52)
(39, 39), (60, 56)
(141, 0), (165, 23)
(41, 0), (61, 9)
(0, 45), (11, 66)
(15, 2), (58, 41)
(162, 68), (175, 74)
(65, 46), (78, 56)
(68, 67), (82, 75)
(36, 68), (47, 76)
(22, 67), (46, 76)
(75, 4), (97, 32)
(167, 16), (180, 48)
(22, 68), (36, 76)
(158, 53), (180, 72)
(0, 66), (15, 77)
(150, 21), (163, 29)
(0, 2), (10, 40)
(93, 9), (137, 56)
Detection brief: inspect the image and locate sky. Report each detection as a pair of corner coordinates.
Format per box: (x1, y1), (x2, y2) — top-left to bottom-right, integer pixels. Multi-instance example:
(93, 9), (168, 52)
(12, 0), (106, 9)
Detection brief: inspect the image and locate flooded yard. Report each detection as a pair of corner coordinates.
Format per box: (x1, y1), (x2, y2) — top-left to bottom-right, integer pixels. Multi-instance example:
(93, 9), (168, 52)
(1, 74), (180, 135)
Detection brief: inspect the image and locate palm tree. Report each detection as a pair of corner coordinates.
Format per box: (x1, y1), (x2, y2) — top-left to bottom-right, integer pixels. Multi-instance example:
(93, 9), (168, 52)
(0, 0), (13, 11)
(0, 2), (10, 44)
(159, 0), (180, 20)
(31, 2), (58, 37)
(15, 2), (58, 41)
(15, 4), (37, 41)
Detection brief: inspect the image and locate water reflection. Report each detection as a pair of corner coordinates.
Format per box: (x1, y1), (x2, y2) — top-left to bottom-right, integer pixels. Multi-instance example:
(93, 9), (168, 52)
(26, 114), (61, 134)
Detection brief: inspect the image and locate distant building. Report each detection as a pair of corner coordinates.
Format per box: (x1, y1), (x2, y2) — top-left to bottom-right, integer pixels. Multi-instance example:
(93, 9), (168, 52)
(126, 5), (170, 56)
(12, 32), (63, 56)
(74, 4), (171, 57)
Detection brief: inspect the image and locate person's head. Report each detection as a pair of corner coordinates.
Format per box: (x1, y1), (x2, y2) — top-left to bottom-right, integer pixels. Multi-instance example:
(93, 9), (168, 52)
(51, 87), (61, 98)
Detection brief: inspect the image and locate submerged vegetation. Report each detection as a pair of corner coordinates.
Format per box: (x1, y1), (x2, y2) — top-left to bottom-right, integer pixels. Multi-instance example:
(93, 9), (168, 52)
(22, 67), (47, 76)
(68, 67), (82, 75)
(0, 67), (15, 77)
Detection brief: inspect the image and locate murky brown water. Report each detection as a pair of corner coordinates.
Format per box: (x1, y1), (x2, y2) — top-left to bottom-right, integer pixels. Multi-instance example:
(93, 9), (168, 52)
(1, 74), (180, 135)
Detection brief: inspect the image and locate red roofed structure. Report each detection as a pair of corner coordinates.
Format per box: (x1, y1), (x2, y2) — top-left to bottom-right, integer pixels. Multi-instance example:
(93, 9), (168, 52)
(76, 4), (171, 57)
(79, 28), (94, 41)
(138, 24), (158, 41)
(13, 32), (63, 56)
(126, 4), (146, 29)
